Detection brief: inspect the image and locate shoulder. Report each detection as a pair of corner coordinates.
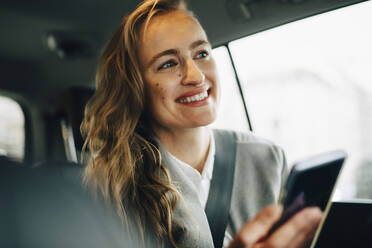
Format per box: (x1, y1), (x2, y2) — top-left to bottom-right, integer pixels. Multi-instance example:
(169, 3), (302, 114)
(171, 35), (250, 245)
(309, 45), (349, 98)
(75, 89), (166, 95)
(213, 128), (276, 145)
(236, 131), (285, 165)
(219, 130), (288, 231)
(213, 129), (285, 166)
(218, 131), (287, 234)
(213, 129), (288, 201)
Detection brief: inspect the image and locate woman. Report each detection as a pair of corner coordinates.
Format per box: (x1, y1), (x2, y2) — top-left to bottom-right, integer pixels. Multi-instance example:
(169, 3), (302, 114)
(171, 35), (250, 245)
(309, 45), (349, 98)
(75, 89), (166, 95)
(81, 0), (322, 247)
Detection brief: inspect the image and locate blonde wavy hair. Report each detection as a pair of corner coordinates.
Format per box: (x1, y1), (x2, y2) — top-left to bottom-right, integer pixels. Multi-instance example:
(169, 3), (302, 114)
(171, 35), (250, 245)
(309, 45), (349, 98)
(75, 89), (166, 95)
(81, 0), (192, 246)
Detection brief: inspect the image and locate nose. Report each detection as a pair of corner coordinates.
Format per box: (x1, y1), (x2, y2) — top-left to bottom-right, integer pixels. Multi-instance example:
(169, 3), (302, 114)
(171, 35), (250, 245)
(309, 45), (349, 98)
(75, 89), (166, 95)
(181, 58), (205, 86)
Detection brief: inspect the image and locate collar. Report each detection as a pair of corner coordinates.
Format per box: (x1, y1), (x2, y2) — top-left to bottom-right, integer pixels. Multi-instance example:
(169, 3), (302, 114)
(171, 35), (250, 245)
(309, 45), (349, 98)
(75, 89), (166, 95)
(201, 128), (215, 180)
(155, 129), (215, 180)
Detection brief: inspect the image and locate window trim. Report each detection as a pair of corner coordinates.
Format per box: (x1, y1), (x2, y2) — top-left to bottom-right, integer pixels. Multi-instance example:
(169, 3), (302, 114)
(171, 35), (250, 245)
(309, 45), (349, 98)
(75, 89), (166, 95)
(213, 44), (253, 131)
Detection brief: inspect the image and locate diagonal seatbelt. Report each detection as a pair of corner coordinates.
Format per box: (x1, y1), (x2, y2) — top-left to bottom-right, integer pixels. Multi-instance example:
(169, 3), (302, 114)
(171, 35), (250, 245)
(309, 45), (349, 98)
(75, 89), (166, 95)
(205, 130), (237, 248)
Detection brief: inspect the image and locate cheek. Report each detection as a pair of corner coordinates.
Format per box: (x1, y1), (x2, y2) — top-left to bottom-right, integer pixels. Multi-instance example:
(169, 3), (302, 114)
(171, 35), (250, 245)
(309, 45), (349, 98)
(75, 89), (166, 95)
(147, 84), (175, 124)
(201, 60), (218, 82)
(148, 83), (168, 106)
(204, 63), (220, 103)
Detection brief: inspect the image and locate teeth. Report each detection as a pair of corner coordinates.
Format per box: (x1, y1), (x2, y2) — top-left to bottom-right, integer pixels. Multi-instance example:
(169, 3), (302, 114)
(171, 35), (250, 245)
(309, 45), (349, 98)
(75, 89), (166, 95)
(179, 91), (208, 103)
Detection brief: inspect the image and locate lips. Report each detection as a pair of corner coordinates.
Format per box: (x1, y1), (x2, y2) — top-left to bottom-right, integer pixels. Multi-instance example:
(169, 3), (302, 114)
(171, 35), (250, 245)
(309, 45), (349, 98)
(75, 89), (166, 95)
(176, 88), (211, 104)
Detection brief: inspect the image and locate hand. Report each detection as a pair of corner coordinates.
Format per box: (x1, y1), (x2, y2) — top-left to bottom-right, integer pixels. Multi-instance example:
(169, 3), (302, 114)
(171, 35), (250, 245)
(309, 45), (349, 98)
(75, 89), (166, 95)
(228, 205), (322, 248)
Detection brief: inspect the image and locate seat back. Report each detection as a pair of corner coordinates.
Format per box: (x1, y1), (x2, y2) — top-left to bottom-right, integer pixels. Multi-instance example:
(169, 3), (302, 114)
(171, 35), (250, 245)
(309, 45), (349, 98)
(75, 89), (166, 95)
(0, 161), (131, 248)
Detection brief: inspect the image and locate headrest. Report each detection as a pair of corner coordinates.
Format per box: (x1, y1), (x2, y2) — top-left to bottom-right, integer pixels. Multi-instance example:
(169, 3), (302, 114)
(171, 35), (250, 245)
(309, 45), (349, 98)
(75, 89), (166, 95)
(55, 87), (94, 151)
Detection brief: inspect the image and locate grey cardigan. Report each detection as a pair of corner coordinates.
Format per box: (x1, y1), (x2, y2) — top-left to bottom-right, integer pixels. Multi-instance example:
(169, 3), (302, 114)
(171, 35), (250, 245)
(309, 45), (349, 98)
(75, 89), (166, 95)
(157, 130), (288, 248)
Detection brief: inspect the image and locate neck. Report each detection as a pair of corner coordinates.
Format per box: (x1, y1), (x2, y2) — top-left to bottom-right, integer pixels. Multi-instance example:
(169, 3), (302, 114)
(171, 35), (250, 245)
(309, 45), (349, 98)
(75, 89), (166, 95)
(154, 126), (211, 173)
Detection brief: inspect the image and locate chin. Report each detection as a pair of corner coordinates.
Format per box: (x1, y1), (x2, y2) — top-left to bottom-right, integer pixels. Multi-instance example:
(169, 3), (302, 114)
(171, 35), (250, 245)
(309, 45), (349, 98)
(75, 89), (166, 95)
(190, 111), (217, 127)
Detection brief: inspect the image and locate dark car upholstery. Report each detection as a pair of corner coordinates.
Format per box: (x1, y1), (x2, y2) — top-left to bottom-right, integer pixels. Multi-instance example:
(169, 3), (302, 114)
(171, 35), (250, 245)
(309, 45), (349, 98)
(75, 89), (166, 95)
(0, 160), (130, 248)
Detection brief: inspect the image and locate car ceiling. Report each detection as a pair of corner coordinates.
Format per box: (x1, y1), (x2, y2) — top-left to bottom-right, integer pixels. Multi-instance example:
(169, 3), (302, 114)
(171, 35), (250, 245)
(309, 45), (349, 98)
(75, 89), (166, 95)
(0, 0), (367, 108)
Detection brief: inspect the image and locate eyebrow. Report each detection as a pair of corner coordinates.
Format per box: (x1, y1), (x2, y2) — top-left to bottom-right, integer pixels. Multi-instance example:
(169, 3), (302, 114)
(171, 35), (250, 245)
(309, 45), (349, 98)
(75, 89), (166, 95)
(147, 49), (179, 68)
(147, 39), (209, 68)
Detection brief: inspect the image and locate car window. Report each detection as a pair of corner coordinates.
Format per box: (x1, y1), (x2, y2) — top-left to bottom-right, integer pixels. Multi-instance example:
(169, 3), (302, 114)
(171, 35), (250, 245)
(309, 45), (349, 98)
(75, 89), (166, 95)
(228, 1), (372, 200)
(0, 96), (25, 162)
(210, 46), (249, 132)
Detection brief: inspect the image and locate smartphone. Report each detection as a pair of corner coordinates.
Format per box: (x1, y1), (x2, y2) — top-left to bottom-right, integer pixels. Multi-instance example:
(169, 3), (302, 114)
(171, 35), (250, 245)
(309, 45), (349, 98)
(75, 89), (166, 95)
(269, 150), (347, 234)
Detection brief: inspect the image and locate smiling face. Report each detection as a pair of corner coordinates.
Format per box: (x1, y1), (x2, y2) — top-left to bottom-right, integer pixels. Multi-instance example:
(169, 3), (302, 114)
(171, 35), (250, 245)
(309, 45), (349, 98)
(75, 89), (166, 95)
(138, 10), (219, 132)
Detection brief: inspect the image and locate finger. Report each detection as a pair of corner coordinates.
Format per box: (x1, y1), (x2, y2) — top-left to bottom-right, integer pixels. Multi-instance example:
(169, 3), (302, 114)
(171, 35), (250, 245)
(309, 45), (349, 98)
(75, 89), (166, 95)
(262, 207), (323, 248)
(298, 222), (319, 248)
(228, 205), (283, 248)
(288, 207), (322, 248)
(294, 209), (323, 248)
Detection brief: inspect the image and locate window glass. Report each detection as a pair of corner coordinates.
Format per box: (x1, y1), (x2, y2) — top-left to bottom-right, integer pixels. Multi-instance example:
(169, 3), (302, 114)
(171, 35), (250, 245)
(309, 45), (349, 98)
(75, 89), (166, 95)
(0, 96), (25, 161)
(210, 46), (249, 132)
(229, 1), (372, 200)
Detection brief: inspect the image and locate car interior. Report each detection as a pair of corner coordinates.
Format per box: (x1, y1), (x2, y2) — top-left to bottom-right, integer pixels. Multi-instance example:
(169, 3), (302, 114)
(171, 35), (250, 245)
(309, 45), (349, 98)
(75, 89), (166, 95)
(0, 0), (371, 247)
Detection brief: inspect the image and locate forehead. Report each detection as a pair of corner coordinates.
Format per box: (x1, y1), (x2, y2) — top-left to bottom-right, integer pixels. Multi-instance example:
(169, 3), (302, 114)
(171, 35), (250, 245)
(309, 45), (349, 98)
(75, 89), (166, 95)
(139, 10), (208, 60)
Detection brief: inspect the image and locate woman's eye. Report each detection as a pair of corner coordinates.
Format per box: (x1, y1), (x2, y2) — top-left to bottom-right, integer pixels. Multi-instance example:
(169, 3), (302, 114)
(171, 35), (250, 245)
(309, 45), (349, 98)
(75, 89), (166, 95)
(158, 60), (177, 70)
(195, 50), (209, 59)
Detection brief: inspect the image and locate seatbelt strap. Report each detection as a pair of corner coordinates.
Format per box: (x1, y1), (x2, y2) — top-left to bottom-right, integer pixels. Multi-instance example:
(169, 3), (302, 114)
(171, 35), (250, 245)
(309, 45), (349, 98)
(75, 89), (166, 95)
(205, 130), (237, 248)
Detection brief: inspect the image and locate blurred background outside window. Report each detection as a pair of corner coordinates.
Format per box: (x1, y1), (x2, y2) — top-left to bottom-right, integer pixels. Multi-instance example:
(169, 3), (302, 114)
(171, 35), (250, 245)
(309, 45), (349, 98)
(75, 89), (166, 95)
(227, 1), (372, 200)
(211, 46), (249, 132)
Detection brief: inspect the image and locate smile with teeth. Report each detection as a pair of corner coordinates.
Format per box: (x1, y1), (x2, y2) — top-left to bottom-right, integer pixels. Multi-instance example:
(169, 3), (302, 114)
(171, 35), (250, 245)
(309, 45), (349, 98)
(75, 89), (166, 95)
(178, 90), (209, 103)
